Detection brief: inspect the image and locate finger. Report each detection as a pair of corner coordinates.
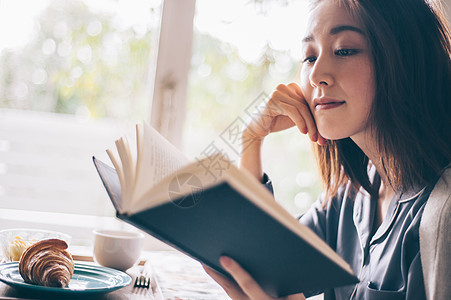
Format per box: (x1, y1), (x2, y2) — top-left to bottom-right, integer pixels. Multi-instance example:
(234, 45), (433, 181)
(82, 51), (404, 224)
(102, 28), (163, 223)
(274, 101), (308, 135)
(202, 264), (248, 300)
(273, 93), (318, 141)
(286, 293), (307, 300)
(269, 115), (296, 133)
(276, 83), (300, 101)
(220, 256), (271, 300)
(283, 100), (318, 142)
(317, 134), (327, 146)
(287, 82), (304, 99)
(285, 83), (320, 142)
(269, 91), (307, 133)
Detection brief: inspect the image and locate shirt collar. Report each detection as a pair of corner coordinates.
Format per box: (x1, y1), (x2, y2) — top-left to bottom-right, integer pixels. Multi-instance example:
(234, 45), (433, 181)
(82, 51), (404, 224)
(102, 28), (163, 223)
(398, 186), (426, 203)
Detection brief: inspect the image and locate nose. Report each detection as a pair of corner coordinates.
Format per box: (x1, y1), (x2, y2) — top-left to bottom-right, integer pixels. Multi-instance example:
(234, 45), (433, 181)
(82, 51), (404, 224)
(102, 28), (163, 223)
(309, 54), (334, 88)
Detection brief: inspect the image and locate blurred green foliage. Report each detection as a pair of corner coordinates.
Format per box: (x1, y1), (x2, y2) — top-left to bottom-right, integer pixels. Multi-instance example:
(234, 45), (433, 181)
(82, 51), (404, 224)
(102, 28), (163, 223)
(0, 0), (156, 120)
(0, 0), (322, 215)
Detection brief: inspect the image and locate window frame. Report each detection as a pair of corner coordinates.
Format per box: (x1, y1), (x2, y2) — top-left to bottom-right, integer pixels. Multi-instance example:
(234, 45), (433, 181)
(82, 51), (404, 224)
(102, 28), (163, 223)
(150, 0), (196, 148)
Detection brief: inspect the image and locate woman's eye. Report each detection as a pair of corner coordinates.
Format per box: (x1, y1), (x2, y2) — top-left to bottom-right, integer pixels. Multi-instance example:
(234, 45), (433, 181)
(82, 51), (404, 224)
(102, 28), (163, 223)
(303, 56), (317, 64)
(335, 49), (359, 56)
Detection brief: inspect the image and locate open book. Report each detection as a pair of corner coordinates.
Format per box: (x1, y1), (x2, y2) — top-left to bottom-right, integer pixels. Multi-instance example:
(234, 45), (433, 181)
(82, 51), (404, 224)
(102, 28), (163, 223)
(93, 123), (358, 297)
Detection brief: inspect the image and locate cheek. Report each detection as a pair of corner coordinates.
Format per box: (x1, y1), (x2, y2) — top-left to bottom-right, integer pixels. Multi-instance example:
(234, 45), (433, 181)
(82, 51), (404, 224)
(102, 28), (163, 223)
(345, 60), (375, 109)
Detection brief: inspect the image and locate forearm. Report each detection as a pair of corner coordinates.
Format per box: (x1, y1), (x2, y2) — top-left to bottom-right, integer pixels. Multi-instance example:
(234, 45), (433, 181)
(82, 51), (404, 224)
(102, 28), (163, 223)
(240, 130), (264, 181)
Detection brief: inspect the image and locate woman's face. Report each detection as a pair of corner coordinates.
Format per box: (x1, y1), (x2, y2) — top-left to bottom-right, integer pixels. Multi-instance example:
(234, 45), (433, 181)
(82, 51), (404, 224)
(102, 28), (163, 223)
(300, 0), (375, 141)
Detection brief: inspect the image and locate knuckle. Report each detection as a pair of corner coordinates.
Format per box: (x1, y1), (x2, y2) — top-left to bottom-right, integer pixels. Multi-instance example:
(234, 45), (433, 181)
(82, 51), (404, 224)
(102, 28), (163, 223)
(271, 90), (281, 98)
(289, 102), (303, 114)
(295, 100), (309, 111)
(275, 83), (286, 91)
(286, 106), (297, 115)
(222, 280), (235, 291)
(287, 82), (297, 89)
(271, 100), (284, 111)
(239, 277), (254, 291)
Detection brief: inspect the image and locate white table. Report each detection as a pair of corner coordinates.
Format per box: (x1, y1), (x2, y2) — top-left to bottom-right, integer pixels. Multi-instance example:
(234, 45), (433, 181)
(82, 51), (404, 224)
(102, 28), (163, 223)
(0, 250), (229, 300)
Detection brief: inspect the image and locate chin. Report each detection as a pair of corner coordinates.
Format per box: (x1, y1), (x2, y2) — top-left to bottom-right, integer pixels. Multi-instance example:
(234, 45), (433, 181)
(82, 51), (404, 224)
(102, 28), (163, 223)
(317, 127), (352, 141)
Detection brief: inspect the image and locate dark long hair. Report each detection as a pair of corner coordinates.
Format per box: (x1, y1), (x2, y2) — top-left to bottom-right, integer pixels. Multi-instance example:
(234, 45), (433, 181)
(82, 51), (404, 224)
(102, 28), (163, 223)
(313, 0), (451, 197)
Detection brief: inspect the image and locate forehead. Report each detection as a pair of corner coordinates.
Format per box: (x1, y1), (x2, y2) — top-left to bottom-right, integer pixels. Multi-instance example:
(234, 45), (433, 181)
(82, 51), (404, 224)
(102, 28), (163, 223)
(304, 0), (362, 39)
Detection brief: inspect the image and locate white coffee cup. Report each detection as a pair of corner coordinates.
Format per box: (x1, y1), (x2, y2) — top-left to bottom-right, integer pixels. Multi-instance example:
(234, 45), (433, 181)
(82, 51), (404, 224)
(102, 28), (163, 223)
(93, 229), (144, 271)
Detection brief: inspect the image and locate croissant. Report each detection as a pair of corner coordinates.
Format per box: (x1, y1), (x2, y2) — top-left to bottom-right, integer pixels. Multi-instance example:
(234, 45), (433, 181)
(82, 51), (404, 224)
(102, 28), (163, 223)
(19, 238), (74, 288)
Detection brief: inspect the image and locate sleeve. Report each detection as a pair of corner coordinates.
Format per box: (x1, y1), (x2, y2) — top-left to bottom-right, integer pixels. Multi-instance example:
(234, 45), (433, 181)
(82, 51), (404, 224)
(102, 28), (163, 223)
(261, 172), (344, 241)
(298, 182), (351, 244)
(298, 194), (329, 242)
(261, 173), (274, 194)
(261, 172), (341, 245)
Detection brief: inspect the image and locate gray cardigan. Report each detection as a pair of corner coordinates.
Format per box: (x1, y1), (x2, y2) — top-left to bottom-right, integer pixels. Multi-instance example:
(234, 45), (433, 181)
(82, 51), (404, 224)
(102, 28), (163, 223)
(420, 166), (451, 300)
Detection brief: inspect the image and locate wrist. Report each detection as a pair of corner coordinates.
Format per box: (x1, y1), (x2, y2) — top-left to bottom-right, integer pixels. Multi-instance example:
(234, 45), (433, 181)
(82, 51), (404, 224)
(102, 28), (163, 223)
(242, 127), (265, 143)
(241, 130), (264, 155)
(240, 130), (264, 181)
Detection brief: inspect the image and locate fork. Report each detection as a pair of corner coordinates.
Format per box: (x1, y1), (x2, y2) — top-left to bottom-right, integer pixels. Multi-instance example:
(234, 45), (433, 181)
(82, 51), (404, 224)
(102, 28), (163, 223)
(134, 275), (150, 289)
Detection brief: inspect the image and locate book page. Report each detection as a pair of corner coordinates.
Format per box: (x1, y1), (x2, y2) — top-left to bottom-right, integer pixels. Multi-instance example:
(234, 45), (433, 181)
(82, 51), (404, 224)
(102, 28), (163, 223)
(130, 156), (227, 214)
(114, 137), (136, 211)
(132, 123), (190, 208)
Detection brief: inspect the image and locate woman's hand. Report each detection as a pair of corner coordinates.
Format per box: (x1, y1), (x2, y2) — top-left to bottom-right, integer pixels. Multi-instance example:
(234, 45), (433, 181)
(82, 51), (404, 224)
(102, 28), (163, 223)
(203, 256), (305, 300)
(240, 83), (325, 180)
(244, 83), (326, 145)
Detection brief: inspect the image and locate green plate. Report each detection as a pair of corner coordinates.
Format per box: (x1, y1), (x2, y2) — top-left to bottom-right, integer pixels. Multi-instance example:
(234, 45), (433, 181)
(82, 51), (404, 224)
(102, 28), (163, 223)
(0, 262), (131, 294)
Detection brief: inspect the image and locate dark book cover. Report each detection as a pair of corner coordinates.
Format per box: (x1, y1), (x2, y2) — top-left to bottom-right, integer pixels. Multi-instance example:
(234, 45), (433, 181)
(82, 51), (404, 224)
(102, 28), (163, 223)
(93, 156), (358, 297)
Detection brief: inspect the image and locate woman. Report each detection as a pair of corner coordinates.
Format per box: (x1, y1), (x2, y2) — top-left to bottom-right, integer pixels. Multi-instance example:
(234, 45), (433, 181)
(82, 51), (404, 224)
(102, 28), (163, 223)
(204, 0), (451, 299)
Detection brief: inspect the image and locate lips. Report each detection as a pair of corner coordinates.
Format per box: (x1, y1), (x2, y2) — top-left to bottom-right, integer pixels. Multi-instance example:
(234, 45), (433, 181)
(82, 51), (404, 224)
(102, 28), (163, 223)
(313, 97), (345, 111)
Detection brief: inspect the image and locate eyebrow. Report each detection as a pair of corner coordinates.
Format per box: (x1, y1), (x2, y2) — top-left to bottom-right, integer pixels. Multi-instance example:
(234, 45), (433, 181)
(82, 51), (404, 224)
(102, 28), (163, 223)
(302, 25), (365, 43)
